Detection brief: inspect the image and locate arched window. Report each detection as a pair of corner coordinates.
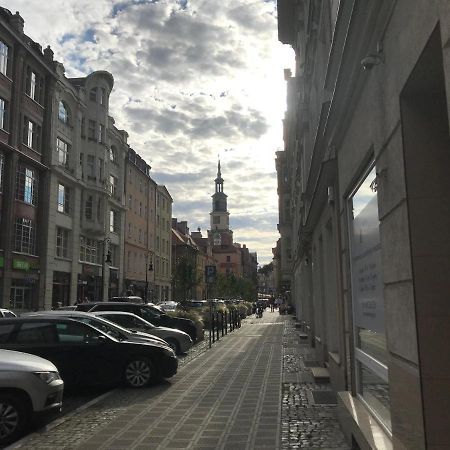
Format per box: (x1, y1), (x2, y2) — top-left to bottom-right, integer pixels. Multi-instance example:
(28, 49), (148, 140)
(58, 101), (69, 124)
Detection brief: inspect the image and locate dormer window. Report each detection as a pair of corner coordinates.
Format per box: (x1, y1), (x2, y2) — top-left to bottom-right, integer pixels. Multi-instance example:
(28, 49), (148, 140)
(58, 101), (69, 124)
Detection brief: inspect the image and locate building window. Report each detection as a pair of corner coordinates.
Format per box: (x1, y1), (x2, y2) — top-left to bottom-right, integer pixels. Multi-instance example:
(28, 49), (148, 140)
(0, 152), (4, 193)
(16, 166), (37, 205)
(14, 217), (36, 255)
(89, 88), (97, 102)
(81, 115), (86, 137)
(128, 195), (132, 209)
(109, 146), (116, 162)
(87, 155), (95, 178)
(56, 137), (69, 167)
(139, 202), (142, 216)
(58, 101), (69, 124)
(138, 228), (142, 243)
(98, 158), (104, 181)
(79, 236), (98, 263)
(56, 227), (69, 258)
(25, 67), (44, 104)
(88, 120), (96, 140)
(0, 41), (9, 76)
(348, 165), (391, 430)
(110, 210), (118, 233)
(128, 222), (132, 238)
(226, 256), (231, 262)
(85, 196), (93, 220)
(109, 175), (117, 196)
(23, 117), (41, 151)
(100, 88), (106, 105)
(57, 184), (70, 214)
(10, 285), (32, 310)
(0, 97), (9, 131)
(98, 123), (104, 143)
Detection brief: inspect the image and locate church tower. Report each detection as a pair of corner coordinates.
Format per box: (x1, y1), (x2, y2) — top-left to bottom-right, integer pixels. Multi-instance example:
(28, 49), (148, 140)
(209, 160), (232, 246)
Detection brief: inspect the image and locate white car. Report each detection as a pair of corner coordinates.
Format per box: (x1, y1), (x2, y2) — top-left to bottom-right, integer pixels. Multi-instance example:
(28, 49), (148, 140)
(0, 350), (64, 445)
(157, 301), (179, 312)
(92, 311), (193, 354)
(0, 308), (17, 318)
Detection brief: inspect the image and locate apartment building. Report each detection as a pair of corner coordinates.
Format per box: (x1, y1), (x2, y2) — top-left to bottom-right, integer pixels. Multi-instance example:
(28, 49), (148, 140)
(0, 9), (57, 311)
(124, 148), (156, 302)
(41, 67), (128, 308)
(277, 0), (450, 448)
(155, 185), (172, 301)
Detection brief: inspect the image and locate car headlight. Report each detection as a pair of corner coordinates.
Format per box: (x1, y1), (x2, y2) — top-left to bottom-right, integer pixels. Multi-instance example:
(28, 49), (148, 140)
(34, 371), (61, 384)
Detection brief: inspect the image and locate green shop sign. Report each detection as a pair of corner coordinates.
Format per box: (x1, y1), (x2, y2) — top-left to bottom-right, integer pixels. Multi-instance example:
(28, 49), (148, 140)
(13, 259), (30, 270)
(0, 256), (4, 268)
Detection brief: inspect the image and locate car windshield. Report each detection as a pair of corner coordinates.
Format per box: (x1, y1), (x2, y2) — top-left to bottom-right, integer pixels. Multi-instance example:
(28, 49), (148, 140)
(75, 317), (127, 341)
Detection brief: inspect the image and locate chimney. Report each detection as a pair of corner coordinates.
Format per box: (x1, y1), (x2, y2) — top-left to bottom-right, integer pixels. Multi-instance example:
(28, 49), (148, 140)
(11, 11), (24, 34)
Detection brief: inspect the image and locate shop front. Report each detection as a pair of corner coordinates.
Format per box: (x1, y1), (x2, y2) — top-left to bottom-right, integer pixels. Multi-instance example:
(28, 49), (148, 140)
(52, 271), (71, 308)
(347, 165), (390, 432)
(10, 257), (40, 311)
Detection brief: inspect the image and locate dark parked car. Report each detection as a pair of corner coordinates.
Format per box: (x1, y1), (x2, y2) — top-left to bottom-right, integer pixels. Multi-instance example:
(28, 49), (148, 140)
(23, 311), (170, 348)
(75, 302), (198, 342)
(0, 317), (177, 388)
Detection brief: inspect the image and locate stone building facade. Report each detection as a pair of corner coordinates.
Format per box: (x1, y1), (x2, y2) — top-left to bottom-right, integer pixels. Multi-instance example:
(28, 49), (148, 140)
(155, 185), (172, 301)
(277, 1), (450, 449)
(0, 9), (57, 311)
(124, 148), (156, 302)
(42, 68), (128, 308)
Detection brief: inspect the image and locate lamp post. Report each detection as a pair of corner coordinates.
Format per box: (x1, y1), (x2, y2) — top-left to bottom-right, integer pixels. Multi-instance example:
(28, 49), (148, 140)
(145, 251), (154, 303)
(102, 237), (111, 302)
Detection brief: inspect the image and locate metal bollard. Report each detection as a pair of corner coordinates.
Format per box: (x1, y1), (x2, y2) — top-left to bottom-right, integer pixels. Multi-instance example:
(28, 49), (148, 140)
(224, 310), (228, 335)
(216, 312), (220, 341)
(212, 313), (215, 343)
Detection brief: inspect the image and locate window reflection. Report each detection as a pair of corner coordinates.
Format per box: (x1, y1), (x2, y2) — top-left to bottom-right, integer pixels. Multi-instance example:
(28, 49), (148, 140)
(359, 363), (391, 430)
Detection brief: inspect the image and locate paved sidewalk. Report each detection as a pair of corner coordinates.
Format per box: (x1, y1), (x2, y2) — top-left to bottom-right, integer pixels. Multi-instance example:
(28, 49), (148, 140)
(11, 312), (351, 450)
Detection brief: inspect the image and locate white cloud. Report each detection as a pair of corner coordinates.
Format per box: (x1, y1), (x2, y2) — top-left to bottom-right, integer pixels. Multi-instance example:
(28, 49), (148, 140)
(3, 0), (295, 265)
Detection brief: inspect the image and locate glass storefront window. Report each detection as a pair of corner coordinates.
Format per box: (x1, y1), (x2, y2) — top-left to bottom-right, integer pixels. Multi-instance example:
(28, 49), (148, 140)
(349, 165), (391, 431)
(359, 362), (391, 430)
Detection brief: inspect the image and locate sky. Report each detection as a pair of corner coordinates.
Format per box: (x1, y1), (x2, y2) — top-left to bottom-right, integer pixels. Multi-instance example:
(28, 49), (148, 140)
(5, 0), (294, 265)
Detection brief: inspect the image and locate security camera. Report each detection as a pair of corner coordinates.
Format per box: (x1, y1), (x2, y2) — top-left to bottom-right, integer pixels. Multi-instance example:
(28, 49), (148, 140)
(361, 54), (382, 70)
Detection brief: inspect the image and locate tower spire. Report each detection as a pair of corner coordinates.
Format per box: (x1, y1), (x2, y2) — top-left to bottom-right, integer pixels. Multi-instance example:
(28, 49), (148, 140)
(217, 159), (221, 178)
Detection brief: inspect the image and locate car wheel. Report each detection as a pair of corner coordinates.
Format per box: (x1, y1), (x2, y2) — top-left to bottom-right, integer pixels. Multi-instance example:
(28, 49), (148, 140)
(123, 358), (156, 388)
(165, 338), (180, 355)
(0, 393), (29, 445)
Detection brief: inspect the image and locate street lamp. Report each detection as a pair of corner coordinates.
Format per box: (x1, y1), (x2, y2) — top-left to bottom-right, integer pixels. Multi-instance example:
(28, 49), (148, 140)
(145, 251), (154, 303)
(102, 237), (111, 301)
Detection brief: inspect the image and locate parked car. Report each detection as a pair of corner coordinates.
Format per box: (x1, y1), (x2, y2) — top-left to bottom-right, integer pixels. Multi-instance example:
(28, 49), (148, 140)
(0, 349), (64, 445)
(75, 302), (198, 342)
(0, 317), (177, 389)
(110, 296), (144, 303)
(91, 311), (193, 354)
(56, 305), (77, 311)
(181, 300), (208, 309)
(23, 311), (170, 348)
(0, 308), (17, 318)
(157, 301), (179, 312)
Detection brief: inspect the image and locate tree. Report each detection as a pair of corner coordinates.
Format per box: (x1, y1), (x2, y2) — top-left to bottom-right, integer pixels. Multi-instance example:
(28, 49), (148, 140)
(172, 256), (200, 306)
(258, 262), (273, 275)
(211, 273), (257, 301)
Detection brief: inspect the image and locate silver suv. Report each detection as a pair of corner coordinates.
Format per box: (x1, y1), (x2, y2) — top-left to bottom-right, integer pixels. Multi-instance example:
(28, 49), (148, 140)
(0, 349), (64, 445)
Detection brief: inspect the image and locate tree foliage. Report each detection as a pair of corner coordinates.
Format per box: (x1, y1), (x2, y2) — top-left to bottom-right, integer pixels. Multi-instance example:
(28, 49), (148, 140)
(210, 273), (257, 301)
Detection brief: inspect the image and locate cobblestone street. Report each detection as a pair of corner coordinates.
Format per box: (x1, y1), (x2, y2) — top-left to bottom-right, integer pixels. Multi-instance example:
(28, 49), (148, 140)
(9, 313), (351, 450)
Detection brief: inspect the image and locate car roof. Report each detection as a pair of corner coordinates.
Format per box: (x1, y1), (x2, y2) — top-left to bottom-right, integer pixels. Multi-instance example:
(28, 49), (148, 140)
(92, 311), (140, 317)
